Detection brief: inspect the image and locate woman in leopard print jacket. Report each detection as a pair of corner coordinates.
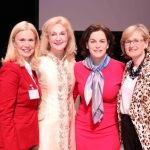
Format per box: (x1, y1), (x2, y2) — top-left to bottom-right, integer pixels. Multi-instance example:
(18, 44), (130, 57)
(117, 24), (150, 150)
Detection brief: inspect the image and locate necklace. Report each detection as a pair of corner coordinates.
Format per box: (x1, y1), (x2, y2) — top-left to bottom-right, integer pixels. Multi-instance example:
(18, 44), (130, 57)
(128, 57), (145, 80)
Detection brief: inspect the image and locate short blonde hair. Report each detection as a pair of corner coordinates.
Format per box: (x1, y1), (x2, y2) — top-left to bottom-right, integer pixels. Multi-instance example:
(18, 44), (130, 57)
(40, 16), (76, 61)
(120, 24), (150, 58)
(2, 21), (40, 69)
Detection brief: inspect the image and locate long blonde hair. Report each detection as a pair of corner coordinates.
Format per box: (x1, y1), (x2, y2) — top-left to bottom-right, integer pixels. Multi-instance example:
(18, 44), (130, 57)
(40, 16), (76, 61)
(2, 21), (40, 69)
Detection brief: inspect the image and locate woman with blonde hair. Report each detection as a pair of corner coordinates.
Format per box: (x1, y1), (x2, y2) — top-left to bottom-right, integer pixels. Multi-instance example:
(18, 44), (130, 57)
(33, 16), (77, 150)
(0, 21), (41, 150)
(118, 24), (150, 150)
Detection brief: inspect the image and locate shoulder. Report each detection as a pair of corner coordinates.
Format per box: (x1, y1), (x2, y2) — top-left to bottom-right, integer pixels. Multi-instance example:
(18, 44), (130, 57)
(1, 61), (20, 71)
(66, 59), (76, 69)
(110, 59), (125, 67)
(74, 61), (90, 76)
(74, 61), (83, 68)
(74, 61), (85, 71)
(39, 56), (48, 62)
(110, 59), (125, 70)
(144, 53), (150, 68)
(107, 59), (125, 74)
(39, 56), (49, 66)
(0, 62), (20, 78)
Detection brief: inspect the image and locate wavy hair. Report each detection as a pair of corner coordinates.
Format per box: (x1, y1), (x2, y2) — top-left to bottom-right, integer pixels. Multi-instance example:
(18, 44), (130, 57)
(39, 16), (76, 61)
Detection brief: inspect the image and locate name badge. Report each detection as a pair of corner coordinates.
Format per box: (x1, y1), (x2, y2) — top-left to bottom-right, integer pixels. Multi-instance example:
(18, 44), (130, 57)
(28, 89), (40, 100)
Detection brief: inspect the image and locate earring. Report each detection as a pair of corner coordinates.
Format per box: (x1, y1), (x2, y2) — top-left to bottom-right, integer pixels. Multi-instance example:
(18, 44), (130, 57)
(86, 45), (88, 49)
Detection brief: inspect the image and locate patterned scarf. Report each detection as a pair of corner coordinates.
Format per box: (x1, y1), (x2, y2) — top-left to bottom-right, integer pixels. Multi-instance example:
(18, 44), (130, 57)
(82, 54), (111, 124)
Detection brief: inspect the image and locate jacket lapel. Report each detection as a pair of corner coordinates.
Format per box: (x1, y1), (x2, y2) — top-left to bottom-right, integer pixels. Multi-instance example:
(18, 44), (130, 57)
(32, 70), (42, 97)
(132, 53), (150, 100)
(20, 67), (36, 87)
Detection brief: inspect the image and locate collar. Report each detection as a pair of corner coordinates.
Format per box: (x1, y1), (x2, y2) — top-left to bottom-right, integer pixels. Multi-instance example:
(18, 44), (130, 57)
(24, 61), (32, 77)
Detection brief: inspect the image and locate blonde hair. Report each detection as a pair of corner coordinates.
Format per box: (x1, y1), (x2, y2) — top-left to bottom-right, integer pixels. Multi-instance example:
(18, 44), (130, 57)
(2, 21), (40, 69)
(120, 24), (150, 58)
(40, 16), (76, 61)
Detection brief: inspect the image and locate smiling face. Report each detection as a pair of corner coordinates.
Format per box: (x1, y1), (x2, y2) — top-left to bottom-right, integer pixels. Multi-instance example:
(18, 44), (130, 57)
(124, 30), (148, 61)
(13, 29), (36, 62)
(48, 23), (68, 57)
(87, 30), (109, 65)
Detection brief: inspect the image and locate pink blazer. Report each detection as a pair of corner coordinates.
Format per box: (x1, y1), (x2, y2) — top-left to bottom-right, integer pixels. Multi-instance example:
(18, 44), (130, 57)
(0, 62), (41, 150)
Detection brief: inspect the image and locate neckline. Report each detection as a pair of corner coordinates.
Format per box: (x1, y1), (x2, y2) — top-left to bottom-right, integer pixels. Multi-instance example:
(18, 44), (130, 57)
(47, 53), (66, 63)
(128, 56), (145, 80)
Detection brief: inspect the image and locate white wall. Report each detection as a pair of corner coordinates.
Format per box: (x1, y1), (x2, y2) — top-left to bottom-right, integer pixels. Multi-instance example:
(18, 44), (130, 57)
(39, 0), (150, 31)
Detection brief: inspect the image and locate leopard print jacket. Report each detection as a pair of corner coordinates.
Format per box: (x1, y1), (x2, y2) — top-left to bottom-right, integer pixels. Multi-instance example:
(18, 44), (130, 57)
(117, 53), (150, 150)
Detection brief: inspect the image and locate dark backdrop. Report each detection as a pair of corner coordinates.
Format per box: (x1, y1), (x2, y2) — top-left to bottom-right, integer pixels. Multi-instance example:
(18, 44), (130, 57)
(0, 0), (39, 65)
(0, 0), (128, 67)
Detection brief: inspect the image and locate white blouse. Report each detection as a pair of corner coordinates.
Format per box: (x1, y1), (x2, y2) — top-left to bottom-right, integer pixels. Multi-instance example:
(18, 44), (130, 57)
(120, 74), (138, 114)
(24, 61), (38, 87)
(25, 61), (32, 77)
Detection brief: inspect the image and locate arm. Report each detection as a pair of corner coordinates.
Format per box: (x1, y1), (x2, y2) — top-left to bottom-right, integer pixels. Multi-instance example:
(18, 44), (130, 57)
(0, 63), (19, 150)
(73, 81), (79, 102)
(73, 62), (80, 102)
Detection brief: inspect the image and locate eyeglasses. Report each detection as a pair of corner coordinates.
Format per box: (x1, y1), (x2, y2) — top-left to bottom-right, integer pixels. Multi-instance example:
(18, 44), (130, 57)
(124, 39), (144, 46)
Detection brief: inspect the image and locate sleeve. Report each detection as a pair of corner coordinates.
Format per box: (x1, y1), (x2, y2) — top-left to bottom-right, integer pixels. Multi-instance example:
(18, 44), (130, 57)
(0, 63), (20, 150)
(73, 62), (79, 102)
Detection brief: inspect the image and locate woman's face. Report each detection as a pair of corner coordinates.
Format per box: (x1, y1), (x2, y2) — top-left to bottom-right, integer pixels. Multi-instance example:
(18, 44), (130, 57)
(87, 30), (109, 64)
(124, 30), (148, 60)
(48, 23), (68, 55)
(13, 29), (36, 62)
